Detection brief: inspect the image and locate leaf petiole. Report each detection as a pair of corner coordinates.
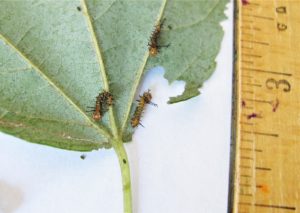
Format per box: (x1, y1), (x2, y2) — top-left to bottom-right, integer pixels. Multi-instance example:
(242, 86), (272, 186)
(112, 139), (133, 213)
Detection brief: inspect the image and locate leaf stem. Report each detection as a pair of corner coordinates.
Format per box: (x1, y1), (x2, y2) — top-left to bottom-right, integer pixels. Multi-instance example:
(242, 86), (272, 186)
(112, 139), (132, 213)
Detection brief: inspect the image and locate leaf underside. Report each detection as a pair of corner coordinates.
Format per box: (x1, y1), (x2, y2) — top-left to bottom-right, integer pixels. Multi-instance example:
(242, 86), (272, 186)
(0, 0), (228, 151)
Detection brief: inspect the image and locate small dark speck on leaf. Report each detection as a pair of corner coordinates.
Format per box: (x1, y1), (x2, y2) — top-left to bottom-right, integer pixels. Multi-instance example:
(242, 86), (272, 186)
(167, 25), (172, 30)
(77, 6), (81, 12)
(80, 154), (86, 160)
(123, 159), (127, 164)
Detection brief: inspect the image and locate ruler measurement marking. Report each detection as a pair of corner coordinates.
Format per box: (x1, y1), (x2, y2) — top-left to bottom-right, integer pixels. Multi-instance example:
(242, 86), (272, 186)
(230, 1), (300, 213)
(242, 53), (262, 58)
(241, 83), (262, 87)
(241, 39), (269, 46)
(241, 74), (253, 78)
(241, 139), (253, 143)
(241, 26), (261, 31)
(241, 60), (253, 65)
(241, 32), (253, 36)
(239, 193), (253, 197)
(239, 183), (252, 187)
(241, 130), (279, 137)
(239, 165), (251, 169)
(243, 14), (275, 21)
(239, 202), (252, 206)
(243, 98), (271, 104)
(240, 174), (252, 178)
(242, 19), (254, 23)
(242, 67), (293, 76)
(240, 122), (253, 126)
(255, 167), (272, 171)
(241, 46), (253, 50)
(240, 147), (262, 153)
(241, 90), (253, 94)
(247, 2), (260, 6)
(255, 203), (296, 211)
(241, 156), (253, 160)
(239, 203), (296, 211)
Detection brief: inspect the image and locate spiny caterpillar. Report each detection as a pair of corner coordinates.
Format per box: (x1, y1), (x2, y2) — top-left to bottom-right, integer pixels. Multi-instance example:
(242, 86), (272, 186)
(148, 18), (170, 57)
(100, 90), (114, 107)
(87, 90), (114, 121)
(131, 90), (157, 128)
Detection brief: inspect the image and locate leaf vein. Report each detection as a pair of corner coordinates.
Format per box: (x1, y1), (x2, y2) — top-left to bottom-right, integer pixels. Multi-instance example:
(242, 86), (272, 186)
(81, 0), (119, 138)
(120, 0), (168, 135)
(0, 33), (111, 140)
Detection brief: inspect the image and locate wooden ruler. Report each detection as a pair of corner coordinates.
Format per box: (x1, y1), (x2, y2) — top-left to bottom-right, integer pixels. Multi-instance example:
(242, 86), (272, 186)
(229, 0), (300, 212)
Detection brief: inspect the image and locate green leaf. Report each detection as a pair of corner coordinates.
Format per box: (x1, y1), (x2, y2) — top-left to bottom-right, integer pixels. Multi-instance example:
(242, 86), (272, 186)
(0, 0), (228, 151)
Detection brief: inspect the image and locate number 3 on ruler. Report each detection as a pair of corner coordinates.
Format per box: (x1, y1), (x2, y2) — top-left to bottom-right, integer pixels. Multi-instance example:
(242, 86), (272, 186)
(265, 78), (291, 92)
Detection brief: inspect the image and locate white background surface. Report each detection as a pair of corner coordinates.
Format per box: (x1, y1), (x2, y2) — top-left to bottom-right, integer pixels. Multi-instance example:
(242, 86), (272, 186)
(0, 1), (233, 213)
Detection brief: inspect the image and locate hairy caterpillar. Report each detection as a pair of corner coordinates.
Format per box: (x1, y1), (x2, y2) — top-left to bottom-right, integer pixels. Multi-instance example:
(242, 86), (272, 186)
(131, 90), (157, 128)
(148, 18), (170, 56)
(87, 90), (114, 121)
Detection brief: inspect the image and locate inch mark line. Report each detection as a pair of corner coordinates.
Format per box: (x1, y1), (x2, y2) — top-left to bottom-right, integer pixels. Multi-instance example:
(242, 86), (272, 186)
(255, 203), (296, 211)
(242, 83), (262, 87)
(242, 74), (253, 78)
(240, 183), (252, 187)
(239, 165), (251, 169)
(240, 121), (254, 125)
(240, 174), (252, 178)
(241, 26), (261, 31)
(240, 147), (253, 152)
(241, 60), (254, 64)
(241, 138), (253, 143)
(239, 193), (253, 197)
(242, 19), (254, 23)
(240, 147), (262, 152)
(242, 130), (279, 137)
(242, 90), (254, 94)
(239, 202), (252, 206)
(241, 46), (253, 50)
(242, 32), (253, 36)
(240, 147), (263, 152)
(242, 67), (292, 76)
(241, 156), (253, 160)
(256, 167), (271, 171)
(243, 14), (274, 21)
(241, 39), (269, 46)
(242, 53), (262, 58)
(244, 98), (271, 104)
